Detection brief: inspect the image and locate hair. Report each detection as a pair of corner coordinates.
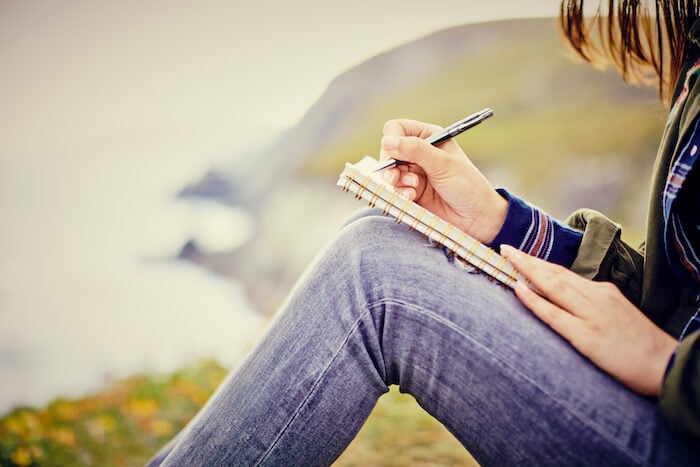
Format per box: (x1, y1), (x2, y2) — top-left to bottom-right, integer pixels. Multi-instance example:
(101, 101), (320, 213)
(559, 1), (699, 105)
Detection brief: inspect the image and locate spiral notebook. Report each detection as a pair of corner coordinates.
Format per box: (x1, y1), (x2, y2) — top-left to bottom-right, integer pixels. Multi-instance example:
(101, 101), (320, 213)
(336, 156), (525, 289)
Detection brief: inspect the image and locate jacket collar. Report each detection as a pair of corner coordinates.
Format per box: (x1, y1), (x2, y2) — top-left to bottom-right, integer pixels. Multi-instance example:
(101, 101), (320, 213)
(690, 18), (700, 48)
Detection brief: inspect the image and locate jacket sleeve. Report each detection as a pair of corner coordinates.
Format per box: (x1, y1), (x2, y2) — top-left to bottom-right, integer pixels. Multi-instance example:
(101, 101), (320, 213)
(489, 189), (583, 267)
(565, 208), (645, 305)
(566, 208), (700, 442)
(660, 330), (700, 442)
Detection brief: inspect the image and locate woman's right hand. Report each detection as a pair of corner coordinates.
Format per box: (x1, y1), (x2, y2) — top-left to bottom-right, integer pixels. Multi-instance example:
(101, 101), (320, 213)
(380, 118), (508, 244)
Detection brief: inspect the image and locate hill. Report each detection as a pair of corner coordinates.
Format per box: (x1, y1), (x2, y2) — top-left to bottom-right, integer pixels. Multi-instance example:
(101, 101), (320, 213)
(184, 17), (666, 316)
(194, 18), (664, 223)
(296, 17), (664, 224)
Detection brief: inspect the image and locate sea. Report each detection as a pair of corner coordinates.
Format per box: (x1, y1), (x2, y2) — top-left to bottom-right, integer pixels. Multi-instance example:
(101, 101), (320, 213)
(0, 124), (272, 414)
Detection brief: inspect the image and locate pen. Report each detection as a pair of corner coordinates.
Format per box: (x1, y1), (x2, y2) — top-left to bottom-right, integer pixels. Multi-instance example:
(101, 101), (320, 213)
(374, 107), (494, 172)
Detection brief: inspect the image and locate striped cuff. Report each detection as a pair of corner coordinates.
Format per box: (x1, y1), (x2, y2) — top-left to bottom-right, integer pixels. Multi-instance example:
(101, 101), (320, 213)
(490, 189), (583, 267)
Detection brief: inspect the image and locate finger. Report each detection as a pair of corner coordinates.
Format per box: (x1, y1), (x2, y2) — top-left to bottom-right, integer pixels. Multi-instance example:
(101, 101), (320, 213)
(379, 147), (393, 163)
(381, 165), (418, 192)
(399, 171), (419, 188)
(397, 187), (416, 201)
(381, 135), (446, 175)
(382, 167), (399, 185)
(397, 167), (428, 201)
(501, 245), (589, 315)
(383, 119), (442, 139)
(513, 280), (582, 342)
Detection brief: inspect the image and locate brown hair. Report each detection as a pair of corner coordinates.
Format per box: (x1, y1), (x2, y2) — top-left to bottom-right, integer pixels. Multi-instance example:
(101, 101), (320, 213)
(559, 1), (699, 105)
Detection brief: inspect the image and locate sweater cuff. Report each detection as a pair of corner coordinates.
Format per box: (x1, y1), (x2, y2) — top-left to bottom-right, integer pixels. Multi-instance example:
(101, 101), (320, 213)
(490, 189), (583, 267)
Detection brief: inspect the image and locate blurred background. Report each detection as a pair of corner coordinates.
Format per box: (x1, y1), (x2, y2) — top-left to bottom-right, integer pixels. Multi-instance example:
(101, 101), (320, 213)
(1, 0), (666, 465)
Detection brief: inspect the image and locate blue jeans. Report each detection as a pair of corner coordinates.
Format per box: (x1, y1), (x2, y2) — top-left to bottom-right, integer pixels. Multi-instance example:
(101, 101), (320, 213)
(149, 211), (696, 466)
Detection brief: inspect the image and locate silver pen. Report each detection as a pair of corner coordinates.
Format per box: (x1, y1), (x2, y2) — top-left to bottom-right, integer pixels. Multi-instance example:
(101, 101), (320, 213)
(375, 107), (494, 172)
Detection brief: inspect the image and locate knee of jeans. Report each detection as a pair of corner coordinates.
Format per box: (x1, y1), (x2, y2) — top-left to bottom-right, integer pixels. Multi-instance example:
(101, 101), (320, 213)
(336, 213), (402, 251)
(325, 216), (407, 303)
(332, 213), (429, 276)
(340, 208), (385, 230)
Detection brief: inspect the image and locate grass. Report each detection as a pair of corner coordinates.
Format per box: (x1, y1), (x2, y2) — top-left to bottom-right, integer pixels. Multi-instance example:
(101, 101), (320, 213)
(0, 361), (477, 466)
(0, 360), (226, 466)
(336, 388), (478, 467)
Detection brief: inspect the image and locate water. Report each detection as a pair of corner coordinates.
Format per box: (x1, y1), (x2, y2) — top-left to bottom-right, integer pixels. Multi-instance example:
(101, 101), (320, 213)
(0, 129), (269, 414)
(0, 0), (571, 417)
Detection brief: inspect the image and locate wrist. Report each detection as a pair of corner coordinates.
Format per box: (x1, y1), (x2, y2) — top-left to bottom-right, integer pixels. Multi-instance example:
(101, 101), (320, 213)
(473, 190), (508, 244)
(648, 335), (678, 397)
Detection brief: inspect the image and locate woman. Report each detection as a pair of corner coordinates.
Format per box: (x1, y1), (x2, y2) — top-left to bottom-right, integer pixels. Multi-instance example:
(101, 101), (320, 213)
(151, 1), (699, 464)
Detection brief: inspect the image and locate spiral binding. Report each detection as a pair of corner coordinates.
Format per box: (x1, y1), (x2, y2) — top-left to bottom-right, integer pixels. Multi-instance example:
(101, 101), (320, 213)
(337, 158), (526, 289)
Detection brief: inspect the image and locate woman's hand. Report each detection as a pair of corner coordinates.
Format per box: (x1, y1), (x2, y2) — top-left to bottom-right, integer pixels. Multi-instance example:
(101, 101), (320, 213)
(500, 244), (677, 396)
(380, 119), (508, 244)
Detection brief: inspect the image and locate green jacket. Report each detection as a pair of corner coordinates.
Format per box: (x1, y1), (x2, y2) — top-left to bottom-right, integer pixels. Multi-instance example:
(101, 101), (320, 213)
(565, 22), (700, 443)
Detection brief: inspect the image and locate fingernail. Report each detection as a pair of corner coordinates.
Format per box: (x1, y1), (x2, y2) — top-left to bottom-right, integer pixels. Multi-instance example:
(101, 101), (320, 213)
(382, 170), (396, 184)
(400, 172), (415, 188)
(500, 244), (516, 257)
(382, 136), (398, 151)
(398, 188), (413, 200)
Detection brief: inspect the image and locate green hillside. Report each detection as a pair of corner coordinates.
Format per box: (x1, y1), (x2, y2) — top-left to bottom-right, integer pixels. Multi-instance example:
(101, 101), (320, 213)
(301, 18), (665, 243)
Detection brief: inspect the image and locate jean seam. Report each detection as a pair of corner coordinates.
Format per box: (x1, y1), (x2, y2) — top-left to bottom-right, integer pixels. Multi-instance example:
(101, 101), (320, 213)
(371, 297), (647, 465)
(254, 307), (386, 466)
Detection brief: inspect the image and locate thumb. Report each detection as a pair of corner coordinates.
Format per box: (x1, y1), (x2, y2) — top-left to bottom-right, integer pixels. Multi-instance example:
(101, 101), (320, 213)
(381, 135), (445, 174)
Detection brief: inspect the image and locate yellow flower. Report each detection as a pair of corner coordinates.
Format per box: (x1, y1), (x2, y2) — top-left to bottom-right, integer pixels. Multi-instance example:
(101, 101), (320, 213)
(52, 401), (79, 421)
(2, 411), (42, 438)
(150, 419), (174, 437)
(125, 398), (159, 418)
(11, 447), (32, 466)
(50, 427), (77, 447)
(3, 415), (24, 436)
(98, 414), (117, 432)
(20, 411), (42, 438)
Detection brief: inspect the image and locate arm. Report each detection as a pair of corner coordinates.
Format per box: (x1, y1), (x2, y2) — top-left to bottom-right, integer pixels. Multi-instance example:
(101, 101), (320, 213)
(382, 119), (646, 303)
(489, 189), (582, 268)
(379, 119), (509, 244)
(565, 208), (645, 305)
(380, 117), (698, 442)
(379, 119), (638, 274)
(502, 245), (700, 442)
(501, 245), (677, 396)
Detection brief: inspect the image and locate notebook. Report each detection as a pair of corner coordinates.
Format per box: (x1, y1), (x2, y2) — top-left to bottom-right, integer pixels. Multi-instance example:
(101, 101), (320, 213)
(336, 156), (525, 289)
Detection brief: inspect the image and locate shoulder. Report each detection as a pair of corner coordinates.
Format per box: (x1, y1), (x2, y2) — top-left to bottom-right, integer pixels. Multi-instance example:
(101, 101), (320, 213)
(669, 19), (700, 128)
(670, 54), (700, 148)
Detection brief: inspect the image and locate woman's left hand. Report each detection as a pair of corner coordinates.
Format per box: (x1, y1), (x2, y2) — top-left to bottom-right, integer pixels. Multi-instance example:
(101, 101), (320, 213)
(500, 245), (678, 396)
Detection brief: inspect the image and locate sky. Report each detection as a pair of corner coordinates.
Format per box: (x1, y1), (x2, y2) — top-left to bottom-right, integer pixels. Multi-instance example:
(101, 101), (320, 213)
(0, 0), (568, 162)
(0, 1), (581, 409)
